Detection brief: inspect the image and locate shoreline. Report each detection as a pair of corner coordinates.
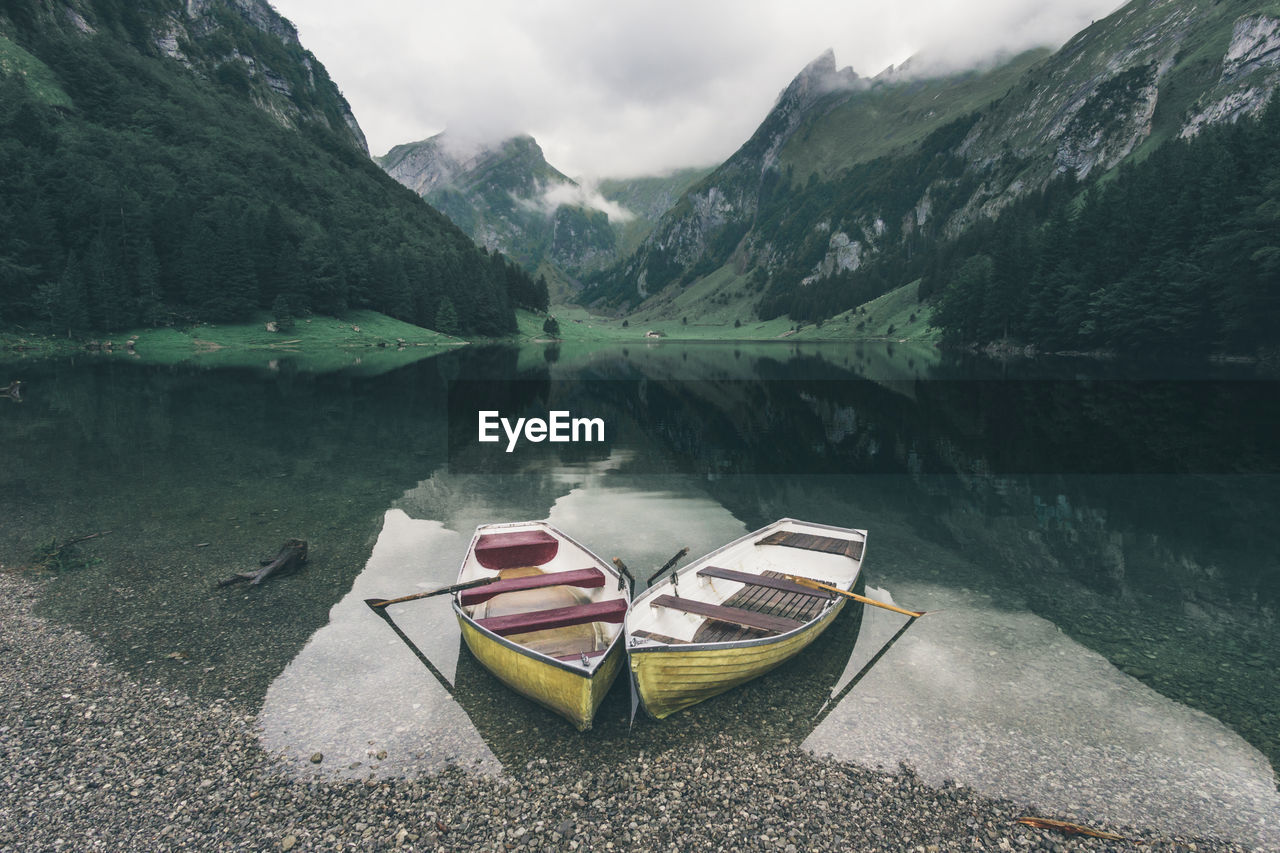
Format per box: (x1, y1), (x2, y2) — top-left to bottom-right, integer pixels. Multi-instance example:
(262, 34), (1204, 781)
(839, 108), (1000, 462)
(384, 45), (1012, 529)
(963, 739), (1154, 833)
(0, 570), (1255, 852)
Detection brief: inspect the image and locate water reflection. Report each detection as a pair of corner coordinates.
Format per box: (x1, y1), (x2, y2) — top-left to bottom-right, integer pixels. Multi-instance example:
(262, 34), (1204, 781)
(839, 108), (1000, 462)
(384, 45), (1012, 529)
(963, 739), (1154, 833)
(7, 344), (1278, 846)
(805, 584), (1280, 848)
(259, 465), (1280, 848)
(258, 511), (500, 777)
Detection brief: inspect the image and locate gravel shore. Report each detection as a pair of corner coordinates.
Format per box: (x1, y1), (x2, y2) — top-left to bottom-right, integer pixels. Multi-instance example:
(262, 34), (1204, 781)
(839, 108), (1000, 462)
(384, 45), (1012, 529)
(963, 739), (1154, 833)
(0, 571), (1258, 852)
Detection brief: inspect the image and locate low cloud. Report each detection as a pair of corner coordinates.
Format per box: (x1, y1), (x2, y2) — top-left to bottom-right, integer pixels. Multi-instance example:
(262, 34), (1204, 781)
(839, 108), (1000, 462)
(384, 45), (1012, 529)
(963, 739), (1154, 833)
(517, 180), (636, 224)
(276, 0), (1126, 177)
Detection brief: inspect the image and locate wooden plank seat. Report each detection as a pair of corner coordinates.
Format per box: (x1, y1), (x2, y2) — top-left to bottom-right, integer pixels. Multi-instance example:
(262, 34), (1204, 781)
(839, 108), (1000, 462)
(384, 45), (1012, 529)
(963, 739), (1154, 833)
(650, 594), (804, 635)
(459, 567), (606, 606)
(696, 566), (834, 600)
(476, 598), (628, 637)
(756, 530), (864, 561)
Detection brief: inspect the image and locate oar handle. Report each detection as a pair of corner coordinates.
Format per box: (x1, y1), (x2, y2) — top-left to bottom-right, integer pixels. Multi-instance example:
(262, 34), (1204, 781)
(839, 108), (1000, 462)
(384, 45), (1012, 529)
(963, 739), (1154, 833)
(647, 547), (689, 586)
(612, 557), (635, 593)
(784, 575), (926, 619)
(366, 576), (495, 609)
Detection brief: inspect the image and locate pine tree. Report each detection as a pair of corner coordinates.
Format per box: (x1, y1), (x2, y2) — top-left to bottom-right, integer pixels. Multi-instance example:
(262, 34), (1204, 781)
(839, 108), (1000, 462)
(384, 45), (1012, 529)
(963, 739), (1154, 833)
(135, 238), (165, 327)
(435, 296), (459, 335)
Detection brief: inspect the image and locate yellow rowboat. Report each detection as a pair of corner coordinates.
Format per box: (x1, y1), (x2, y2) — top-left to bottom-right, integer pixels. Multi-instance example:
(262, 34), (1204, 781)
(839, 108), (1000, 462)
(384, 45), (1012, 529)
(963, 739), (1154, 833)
(626, 518), (866, 719)
(452, 521), (631, 731)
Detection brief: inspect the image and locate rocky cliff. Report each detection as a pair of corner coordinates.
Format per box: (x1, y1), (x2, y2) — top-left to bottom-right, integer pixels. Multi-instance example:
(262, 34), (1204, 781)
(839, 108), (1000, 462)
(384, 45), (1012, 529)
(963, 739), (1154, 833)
(4, 0), (367, 152)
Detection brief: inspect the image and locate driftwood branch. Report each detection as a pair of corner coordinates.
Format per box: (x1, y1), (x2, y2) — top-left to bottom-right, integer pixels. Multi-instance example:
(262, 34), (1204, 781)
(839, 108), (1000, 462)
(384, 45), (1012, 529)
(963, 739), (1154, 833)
(31, 531), (111, 571)
(217, 538), (308, 587)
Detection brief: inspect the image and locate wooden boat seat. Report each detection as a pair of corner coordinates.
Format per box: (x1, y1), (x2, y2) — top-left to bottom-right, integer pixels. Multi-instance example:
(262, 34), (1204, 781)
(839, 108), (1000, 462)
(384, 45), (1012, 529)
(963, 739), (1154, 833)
(650, 594), (804, 635)
(459, 567), (606, 606)
(474, 529), (559, 570)
(756, 530), (864, 561)
(696, 566), (834, 599)
(476, 598), (628, 637)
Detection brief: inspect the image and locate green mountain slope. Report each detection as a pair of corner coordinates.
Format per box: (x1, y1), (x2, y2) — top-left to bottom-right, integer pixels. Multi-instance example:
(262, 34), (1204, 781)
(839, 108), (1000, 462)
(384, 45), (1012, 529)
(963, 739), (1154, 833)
(0, 0), (541, 336)
(584, 0), (1280, 329)
(777, 49), (1051, 180)
(579, 49), (1030, 312)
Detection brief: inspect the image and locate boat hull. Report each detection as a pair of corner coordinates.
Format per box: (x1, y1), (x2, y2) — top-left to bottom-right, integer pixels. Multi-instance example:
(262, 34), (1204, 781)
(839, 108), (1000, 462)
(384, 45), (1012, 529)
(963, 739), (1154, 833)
(457, 614), (624, 731)
(454, 521), (630, 731)
(629, 598), (846, 719)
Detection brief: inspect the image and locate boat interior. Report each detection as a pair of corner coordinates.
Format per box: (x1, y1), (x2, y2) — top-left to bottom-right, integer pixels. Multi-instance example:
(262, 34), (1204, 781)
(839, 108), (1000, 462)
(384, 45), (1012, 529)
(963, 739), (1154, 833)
(628, 521), (865, 646)
(459, 525), (628, 665)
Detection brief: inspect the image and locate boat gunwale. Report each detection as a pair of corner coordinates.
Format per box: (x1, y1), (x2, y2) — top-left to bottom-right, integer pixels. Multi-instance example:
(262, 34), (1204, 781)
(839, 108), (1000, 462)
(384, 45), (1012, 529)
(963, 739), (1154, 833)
(456, 520), (629, 678)
(626, 518), (866, 651)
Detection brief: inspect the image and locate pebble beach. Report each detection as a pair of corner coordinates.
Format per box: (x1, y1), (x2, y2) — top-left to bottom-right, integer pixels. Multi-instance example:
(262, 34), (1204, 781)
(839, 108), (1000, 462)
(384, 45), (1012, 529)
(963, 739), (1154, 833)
(0, 571), (1259, 852)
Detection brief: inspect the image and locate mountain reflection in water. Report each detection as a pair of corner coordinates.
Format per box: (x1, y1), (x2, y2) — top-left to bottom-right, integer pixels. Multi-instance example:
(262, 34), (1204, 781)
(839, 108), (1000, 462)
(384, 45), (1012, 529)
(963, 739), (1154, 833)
(806, 585), (1280, 849)
(8, 343), (1277, 848)
(259, 463), (1279, 849)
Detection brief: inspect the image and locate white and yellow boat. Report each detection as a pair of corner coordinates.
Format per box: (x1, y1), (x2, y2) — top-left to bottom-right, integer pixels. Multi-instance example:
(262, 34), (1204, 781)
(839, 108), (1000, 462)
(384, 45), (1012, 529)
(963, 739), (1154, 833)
(626, 518), (866, 719)
(452, 521), (630, 731)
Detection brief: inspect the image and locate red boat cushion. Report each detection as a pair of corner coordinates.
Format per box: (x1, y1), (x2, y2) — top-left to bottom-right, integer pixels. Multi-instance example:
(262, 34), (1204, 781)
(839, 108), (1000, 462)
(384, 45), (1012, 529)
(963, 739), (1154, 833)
(458, 567), (607, 606)
(474, 529), (559, 570)
(475, 598), (628, 636)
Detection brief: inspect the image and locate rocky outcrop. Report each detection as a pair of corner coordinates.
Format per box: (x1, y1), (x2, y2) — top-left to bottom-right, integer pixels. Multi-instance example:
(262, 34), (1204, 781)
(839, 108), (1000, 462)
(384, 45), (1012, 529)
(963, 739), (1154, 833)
(51, 0), (371, 153)
(1220, 14), (1280, 83)
(1180, 15), (1280, 137)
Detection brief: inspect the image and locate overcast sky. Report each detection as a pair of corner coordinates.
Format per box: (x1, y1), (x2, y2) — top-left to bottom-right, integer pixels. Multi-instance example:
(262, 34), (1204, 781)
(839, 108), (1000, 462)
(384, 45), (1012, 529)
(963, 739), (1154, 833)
(270, 0), (1123, 179)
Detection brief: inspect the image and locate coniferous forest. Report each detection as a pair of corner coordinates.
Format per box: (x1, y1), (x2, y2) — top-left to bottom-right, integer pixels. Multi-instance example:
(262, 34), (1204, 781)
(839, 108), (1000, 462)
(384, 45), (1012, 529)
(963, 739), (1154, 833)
(741, 97), (1280, 357)
(0, 1), (546, 338)
(926, 100), (1280, 355)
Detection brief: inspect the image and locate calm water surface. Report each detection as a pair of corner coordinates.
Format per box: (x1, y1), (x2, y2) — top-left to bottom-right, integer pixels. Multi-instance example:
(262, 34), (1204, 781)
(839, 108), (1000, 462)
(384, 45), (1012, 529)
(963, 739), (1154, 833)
(2, 342), (1277, 847)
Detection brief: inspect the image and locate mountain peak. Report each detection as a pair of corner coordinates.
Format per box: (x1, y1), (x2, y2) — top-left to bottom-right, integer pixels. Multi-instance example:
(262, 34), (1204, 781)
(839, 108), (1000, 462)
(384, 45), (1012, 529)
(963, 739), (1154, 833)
(804, 48), (839, 76)
(775, 48), (862, 111)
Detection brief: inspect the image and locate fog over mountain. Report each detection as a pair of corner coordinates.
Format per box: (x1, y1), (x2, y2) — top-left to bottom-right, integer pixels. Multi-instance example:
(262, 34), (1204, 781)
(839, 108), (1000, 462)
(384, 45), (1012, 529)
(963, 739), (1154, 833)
(270, 0), (1124, 177)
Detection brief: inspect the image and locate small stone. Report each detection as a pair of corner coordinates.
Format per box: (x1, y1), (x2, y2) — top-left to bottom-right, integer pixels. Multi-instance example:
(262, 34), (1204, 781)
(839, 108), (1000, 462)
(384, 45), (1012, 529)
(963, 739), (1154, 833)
(281, 836), (297, 851)
(310, 753), (323, 764)
(557, 819), (574, 837)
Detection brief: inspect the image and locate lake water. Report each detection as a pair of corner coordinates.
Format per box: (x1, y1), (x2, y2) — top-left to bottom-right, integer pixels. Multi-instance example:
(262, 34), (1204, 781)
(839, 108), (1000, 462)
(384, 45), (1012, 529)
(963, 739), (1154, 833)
(2, 342), (1277, 847)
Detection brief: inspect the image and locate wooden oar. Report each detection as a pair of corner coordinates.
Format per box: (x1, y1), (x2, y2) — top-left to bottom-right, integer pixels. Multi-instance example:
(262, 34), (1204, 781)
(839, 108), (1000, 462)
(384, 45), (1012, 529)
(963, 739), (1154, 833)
(365, 577), (495, 609)
(784, 575), (927, 618)
(812, 610), (920, 727)
(363, 597), (456, 697)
